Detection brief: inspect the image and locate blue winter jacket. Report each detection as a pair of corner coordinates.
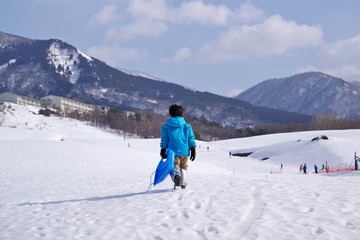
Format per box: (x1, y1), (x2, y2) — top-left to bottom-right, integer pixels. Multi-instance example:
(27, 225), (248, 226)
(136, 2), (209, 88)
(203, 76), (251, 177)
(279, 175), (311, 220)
(160, 117), (196, 157)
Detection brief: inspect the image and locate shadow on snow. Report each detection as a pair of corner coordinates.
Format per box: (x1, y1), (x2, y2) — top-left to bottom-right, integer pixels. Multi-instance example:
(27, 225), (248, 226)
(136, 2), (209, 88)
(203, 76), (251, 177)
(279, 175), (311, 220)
(16, 188), (173, 206)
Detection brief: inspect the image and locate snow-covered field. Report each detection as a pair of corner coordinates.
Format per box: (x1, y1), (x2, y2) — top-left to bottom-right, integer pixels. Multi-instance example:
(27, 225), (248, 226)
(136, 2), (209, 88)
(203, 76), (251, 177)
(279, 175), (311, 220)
(1, 103), (360, 240)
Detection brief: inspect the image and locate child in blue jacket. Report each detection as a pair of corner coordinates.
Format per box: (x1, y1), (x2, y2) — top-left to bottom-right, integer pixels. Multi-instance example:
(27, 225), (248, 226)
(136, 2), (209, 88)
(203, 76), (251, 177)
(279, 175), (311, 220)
(160, 104), (196, 189)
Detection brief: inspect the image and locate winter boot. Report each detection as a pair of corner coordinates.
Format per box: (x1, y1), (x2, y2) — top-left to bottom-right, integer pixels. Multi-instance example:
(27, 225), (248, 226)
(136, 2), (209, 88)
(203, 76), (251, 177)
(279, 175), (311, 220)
(180, 169), (187, 189)
(173, 168), (181, 188)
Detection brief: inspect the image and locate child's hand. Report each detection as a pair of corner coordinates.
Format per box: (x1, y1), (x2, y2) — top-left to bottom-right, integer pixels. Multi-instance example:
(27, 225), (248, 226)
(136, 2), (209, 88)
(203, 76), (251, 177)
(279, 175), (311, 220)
(190, 147), (196, 161)
(160, 148), (167, 159)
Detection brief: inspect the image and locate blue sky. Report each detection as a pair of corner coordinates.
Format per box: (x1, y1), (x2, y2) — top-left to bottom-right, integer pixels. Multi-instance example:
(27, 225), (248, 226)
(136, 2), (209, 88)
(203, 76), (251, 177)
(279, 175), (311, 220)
(1, 0), (360, 96)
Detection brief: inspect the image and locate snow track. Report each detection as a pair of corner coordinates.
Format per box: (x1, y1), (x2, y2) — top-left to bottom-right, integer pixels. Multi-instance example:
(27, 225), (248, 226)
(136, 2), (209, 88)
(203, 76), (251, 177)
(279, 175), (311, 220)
(226, 181), (267, 240)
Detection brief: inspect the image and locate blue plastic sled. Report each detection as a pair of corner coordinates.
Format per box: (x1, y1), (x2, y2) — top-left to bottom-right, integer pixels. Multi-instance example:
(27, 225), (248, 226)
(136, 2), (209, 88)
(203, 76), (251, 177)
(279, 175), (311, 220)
(148, 149), (175, 192)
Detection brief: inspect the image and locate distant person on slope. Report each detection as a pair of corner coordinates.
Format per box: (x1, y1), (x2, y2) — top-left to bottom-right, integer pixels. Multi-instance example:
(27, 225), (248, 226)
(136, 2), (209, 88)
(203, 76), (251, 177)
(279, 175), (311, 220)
(355, 158), (358, 170)
(160, 104), (196, 189)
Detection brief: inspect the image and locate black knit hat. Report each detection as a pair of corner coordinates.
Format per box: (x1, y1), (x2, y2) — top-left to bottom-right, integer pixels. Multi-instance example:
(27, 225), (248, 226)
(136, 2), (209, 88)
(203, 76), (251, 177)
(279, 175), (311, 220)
(169, 104), (184, 117)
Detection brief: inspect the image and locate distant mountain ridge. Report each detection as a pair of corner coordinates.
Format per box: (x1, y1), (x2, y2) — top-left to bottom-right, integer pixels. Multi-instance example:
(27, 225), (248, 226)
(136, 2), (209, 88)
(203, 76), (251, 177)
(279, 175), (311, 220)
(0, 31), (311, 128)
(237, 72), (360, 120)
(0, 31), (32, 47)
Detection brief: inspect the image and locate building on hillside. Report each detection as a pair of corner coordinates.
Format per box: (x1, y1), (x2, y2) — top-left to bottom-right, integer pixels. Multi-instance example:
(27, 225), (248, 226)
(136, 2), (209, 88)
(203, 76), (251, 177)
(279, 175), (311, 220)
(0, 92), (41, 107)
(94, 105), (110, 115)
(40, 95), (95, 114)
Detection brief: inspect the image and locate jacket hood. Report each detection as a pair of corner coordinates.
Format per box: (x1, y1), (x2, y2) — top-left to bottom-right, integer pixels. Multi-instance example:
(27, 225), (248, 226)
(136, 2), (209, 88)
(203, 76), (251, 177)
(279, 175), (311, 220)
(165, 116), (186, 128)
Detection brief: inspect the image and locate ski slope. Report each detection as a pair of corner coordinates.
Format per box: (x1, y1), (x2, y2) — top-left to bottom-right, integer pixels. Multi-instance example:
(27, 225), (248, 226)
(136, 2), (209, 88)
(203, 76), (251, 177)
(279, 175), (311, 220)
(1, 103), (360, 240)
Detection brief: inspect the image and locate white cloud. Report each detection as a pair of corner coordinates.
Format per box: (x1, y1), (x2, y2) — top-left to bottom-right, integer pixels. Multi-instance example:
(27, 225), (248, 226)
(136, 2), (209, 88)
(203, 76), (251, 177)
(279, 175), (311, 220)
(87, 45), (148, 66)
(324, 65), (360, 81)
(106, 19), (168, 41)
(107, 0), (235, 42)
(176, 1), (233, 26)
(175, 2), (265, 26)
(127, 0), (170, 21)
(173, 47), (192, 62)
(227, 88), (243, 98)
(298, 35), (360, 81)
(233, 3), (266, 24)
(88, 4), (119, 26)
(195, 15), (323, 63)
(317, 35), (360, 67)
(160, 47), (192, 63)
(127, 0), (249, 26)
(99, 1), (266, 42)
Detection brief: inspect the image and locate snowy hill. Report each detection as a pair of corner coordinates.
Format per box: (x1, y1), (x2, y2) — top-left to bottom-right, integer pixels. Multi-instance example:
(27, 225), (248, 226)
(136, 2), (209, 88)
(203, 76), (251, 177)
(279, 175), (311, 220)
(1, 103), (360, 240)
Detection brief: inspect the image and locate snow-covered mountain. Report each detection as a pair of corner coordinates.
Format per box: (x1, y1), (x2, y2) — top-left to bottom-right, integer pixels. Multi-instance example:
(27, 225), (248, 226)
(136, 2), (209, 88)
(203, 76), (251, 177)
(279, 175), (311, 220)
(237, 72), (360, 120)
(1, 102), (360, 240)
(0, 31), (311, 128)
